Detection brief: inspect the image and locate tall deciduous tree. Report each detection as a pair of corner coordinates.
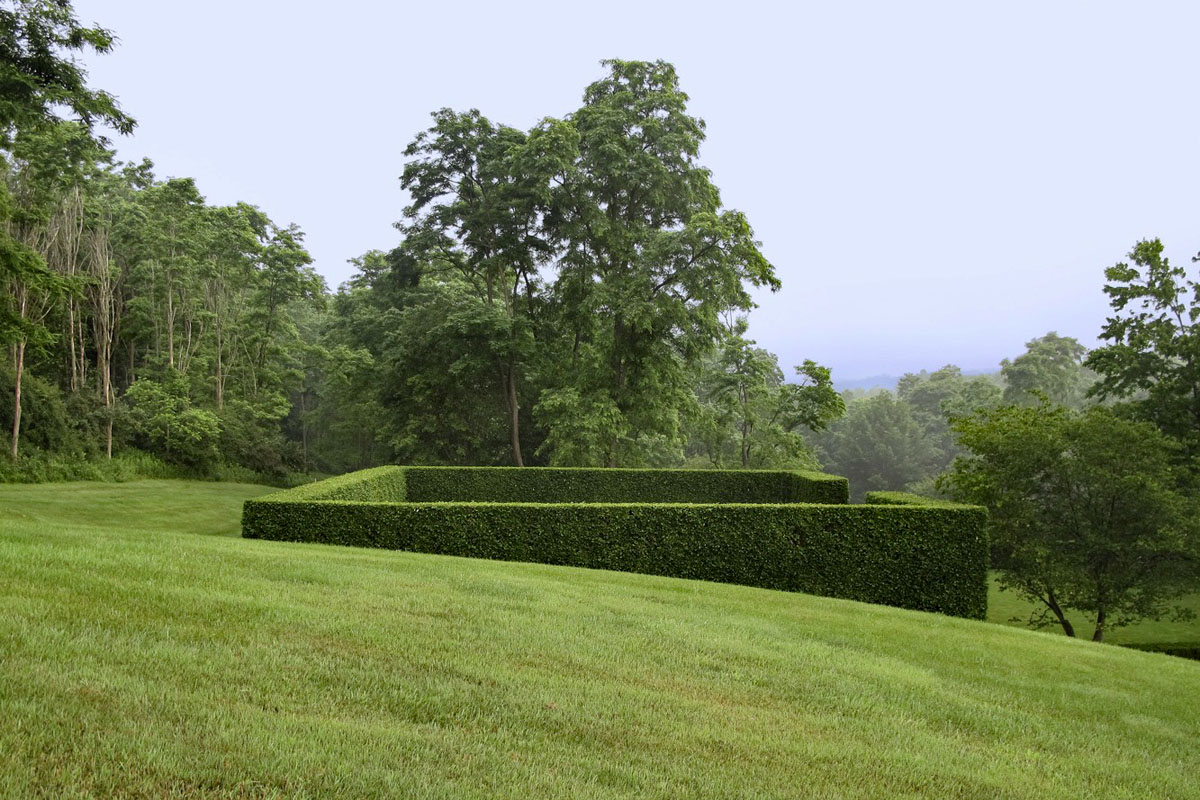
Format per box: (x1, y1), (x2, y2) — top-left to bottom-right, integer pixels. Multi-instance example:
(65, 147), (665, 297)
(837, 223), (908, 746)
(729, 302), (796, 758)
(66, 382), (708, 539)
(813, 391), (942, 501)
(398, 109), (562, 466)
(2, 121), (105, 459)
(541, 60), (778, 466)
(896, 364), (1002, 475)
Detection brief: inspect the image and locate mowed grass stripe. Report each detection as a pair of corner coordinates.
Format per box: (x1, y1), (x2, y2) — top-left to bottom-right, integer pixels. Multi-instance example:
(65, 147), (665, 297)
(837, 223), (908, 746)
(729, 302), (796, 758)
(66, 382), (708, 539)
(1, 481), (1198, 799)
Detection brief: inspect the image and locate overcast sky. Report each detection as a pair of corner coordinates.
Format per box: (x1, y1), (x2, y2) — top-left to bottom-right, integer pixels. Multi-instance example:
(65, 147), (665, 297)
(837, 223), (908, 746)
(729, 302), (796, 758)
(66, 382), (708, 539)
(72, 0), (1200, 381)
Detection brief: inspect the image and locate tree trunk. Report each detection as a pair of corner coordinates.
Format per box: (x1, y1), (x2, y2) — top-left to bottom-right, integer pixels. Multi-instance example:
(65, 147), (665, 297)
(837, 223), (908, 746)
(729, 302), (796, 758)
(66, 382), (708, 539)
(100, 354), (113, 459)
(67, 297), (79, 392)
(506, 362), (524, 467)
(166, 273), (176, 370)
(1044, 589), (1076, 638)
(215, 331), (224, 410)
(299, 391), (309, 472)
(10, 341), (25, 461)
(1092, 607), (1106, 642)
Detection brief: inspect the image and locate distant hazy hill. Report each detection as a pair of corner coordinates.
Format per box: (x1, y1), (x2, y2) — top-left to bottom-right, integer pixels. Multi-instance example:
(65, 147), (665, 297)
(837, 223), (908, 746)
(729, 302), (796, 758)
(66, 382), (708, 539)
(834, 374), (900, 392)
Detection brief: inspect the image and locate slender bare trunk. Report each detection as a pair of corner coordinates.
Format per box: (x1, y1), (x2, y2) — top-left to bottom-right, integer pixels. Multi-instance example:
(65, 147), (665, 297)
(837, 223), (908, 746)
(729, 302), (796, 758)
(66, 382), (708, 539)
(87, 223), (118, 458)
(506, 362), (523, 467)
(215, 329), (224, 410)
(740, 421), (751, 468)
(166, 282), (175, 369)
(67, 297), (79, 391)
(11, 341), (25, 461)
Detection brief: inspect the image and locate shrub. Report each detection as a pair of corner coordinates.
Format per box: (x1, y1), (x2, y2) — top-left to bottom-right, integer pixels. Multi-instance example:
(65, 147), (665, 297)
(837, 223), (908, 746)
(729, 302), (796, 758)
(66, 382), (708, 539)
(0, 448), (180, 483)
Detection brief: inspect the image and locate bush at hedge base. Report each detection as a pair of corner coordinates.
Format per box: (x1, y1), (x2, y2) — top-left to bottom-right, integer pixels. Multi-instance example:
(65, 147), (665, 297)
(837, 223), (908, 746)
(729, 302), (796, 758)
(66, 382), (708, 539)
(242, 467), (987, 619)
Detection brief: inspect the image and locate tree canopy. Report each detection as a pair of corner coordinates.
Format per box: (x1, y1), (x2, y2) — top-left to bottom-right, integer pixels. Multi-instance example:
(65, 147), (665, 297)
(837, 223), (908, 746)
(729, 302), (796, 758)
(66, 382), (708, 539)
(1086, 238), (1200, 468)
(943, 403), (1199, 641)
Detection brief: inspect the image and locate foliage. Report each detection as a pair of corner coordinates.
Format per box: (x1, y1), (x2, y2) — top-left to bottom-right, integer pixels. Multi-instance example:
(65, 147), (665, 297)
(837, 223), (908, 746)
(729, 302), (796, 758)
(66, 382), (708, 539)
(1085, 238), (1200, 465)
(0, 361), (80, 452)
(328, 61), (829, 472)
(897, 365), (1002, 469)
(942, 402), (1200, 641)
(813, 391), (942, 501)
(398, 109), (560, 466)
(1, 0), (133, 459)
(0, 0), (133, 138)
(0, 446), (175, 482)
(374, 274), (522, 465)
(1001, 331), (1093, 408)
(863, 491), (957, 506)
(686, 317), (843, 469)
(243, 468), (986, 618)
(122, 372), (220, 468)
(537, 60), (781, 466)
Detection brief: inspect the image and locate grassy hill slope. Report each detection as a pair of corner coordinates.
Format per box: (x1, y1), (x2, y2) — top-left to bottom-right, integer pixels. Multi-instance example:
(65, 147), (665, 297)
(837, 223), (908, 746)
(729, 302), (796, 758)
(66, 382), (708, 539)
(1, 481), (1198, 799)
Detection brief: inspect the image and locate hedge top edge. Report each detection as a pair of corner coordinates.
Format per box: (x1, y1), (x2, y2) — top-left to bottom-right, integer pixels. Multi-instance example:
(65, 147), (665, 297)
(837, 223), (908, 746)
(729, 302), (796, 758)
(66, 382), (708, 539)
(260, 465), (854, 505)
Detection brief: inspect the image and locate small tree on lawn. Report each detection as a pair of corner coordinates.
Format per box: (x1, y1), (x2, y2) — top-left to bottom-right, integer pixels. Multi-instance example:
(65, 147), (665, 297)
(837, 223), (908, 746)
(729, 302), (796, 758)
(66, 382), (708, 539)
(941, 402), (1200, 641)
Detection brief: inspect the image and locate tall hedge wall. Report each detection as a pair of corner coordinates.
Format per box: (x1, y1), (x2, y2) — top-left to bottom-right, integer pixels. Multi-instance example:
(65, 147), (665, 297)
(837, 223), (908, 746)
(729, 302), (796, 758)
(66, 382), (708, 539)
(862, 491), (952, 506)
(242, 478), (987, 618)
(300, 466), (848, 504)
(261, 466), (406, 503)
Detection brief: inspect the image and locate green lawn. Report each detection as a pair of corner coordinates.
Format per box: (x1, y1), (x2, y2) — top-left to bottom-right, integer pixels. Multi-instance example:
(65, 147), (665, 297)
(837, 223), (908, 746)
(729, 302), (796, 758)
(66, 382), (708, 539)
(1, 481), (1198, 799)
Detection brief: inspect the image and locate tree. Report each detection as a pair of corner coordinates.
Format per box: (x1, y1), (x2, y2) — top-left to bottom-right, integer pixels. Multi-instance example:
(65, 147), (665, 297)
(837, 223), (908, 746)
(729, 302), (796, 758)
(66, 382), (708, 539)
(541, 59), (778, 466)
(0, 0), (134, 139)
(2, 121), (104, 459)
(1085, 239), (1200, 465)
(813, 391), (942, 501)
(688, 317), (842, 468)
(1001, 331), (1093, 408)
(123, 371), (220, 468)
(375, 273), (518, 465)
(398, 109), (560, 466)
(1, 0), (133, 460)
(942, 403), (1199, 641)
(896, 364), (1002, 474)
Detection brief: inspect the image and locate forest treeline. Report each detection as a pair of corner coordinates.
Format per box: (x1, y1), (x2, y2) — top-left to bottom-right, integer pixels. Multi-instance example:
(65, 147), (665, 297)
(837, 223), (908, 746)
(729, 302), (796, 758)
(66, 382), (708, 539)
(2, 25), (852, 480)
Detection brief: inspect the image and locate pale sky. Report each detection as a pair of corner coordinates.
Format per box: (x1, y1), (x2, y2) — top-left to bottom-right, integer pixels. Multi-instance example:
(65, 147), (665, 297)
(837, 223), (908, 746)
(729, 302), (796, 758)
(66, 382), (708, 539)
(72, 0), (1200, 381)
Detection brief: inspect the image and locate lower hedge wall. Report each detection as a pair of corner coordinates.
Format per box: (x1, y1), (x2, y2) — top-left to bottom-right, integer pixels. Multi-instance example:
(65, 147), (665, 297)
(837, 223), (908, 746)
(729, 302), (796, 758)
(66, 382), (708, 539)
(242, 498), (988, 618)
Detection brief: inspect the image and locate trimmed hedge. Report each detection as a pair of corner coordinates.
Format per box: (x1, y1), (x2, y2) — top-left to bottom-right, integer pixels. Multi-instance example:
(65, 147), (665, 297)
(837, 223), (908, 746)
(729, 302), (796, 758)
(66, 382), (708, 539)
(401, 466), (849, 504)
(243, 468), (987, 618)
(257, 466), (407, 503)
(1122, 642), (1200, 661)
(863, 491), (955, 506)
